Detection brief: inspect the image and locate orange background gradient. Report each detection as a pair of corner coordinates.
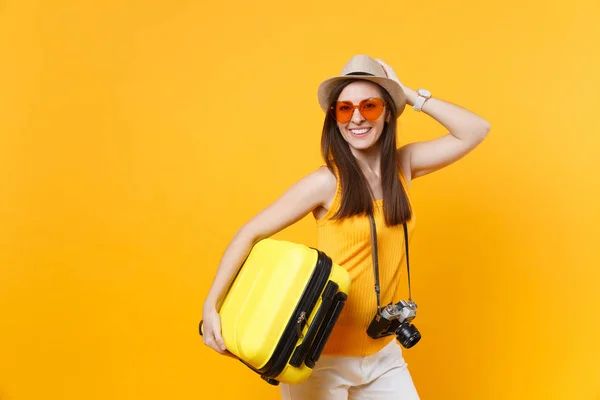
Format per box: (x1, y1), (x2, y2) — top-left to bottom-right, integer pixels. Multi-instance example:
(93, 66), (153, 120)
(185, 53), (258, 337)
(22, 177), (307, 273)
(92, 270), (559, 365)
(1, 0), (599, 399)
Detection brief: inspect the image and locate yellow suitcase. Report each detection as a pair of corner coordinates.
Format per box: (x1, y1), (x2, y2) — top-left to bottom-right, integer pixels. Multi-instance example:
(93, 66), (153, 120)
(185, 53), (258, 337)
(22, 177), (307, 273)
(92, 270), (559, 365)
(200, 238), (350, 385)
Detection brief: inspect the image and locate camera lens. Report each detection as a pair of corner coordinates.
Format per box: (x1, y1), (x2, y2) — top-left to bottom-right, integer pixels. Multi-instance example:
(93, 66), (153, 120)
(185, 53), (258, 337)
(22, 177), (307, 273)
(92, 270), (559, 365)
(396, 322), (421, 349)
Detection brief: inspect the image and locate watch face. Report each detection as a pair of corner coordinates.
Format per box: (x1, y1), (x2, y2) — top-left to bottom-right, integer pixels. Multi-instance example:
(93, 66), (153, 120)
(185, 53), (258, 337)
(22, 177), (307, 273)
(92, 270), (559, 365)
(418, 89), (431, 97)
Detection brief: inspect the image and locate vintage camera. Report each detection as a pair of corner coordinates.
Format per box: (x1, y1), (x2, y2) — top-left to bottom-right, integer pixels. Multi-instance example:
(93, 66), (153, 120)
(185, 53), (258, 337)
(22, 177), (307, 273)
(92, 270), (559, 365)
(367, 299), (421, 349)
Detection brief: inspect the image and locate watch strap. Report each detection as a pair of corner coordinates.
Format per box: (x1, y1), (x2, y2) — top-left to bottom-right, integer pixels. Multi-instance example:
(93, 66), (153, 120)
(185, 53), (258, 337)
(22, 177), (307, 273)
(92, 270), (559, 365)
(413, 96), (427, 112)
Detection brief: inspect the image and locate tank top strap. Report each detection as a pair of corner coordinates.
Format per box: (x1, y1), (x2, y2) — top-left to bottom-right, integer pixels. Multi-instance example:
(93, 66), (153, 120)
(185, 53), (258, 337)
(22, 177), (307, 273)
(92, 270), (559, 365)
(317, 161), (411, 224)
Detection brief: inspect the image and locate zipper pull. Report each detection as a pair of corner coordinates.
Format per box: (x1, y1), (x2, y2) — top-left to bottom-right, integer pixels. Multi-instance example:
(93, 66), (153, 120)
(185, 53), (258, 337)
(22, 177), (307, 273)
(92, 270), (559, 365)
(296, 311), (307, 339)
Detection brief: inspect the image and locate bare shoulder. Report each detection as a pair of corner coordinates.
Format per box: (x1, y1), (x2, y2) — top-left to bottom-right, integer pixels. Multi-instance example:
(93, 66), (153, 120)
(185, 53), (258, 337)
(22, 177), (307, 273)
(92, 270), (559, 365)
(283, 165), (337, 208)
(238, 165), (337, 242)
(313, 165), (337, 199)
(311, 165), (338, 220)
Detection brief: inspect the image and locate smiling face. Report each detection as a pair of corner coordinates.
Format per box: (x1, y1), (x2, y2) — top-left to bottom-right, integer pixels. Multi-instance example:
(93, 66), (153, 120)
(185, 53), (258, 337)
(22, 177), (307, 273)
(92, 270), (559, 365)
(335, 80), (389, 152)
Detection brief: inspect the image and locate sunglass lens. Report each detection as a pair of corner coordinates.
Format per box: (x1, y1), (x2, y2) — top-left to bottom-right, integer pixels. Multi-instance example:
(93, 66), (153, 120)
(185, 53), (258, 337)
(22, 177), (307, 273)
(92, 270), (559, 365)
(360, 99), (385, 121)
(334, 101), (353, 123)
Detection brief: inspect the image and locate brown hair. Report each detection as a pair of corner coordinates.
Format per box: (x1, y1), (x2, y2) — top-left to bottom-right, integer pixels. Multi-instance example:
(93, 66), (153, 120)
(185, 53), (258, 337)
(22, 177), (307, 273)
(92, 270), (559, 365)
(320, 79), (412, 226)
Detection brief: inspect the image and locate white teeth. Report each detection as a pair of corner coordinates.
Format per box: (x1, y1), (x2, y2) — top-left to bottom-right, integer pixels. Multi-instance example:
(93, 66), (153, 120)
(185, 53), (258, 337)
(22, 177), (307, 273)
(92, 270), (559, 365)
(350, 128), (370, 135)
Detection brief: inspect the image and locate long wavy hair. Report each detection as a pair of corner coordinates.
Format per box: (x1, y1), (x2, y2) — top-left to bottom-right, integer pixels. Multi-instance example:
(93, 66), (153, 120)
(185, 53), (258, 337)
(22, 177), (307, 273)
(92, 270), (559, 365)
(320, 79), (412, 227)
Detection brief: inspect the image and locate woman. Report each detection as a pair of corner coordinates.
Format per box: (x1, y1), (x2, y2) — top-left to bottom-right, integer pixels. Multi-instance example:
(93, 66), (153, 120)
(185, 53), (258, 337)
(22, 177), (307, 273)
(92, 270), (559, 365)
(201, 54), (491, 399)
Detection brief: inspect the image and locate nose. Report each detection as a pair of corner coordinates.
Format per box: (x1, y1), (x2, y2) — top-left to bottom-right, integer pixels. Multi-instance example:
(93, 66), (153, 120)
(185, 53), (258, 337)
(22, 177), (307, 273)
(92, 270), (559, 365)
(351, 107), (365, 124)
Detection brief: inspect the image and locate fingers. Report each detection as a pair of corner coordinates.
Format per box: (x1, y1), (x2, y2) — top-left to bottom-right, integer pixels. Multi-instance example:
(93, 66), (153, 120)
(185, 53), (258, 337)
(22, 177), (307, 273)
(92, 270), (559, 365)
(201, 316), (229, 356)
(375, 58), (404, 87)
(212, 317), (227, 352)
(375, 58), (390, 77)
(204, 331), (227, 355)
(201, 307), (234, 358)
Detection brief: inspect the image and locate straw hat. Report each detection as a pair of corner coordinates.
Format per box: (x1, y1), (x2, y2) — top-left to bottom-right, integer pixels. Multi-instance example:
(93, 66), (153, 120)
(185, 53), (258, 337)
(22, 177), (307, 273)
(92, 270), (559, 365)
(317, 54), (407, 117)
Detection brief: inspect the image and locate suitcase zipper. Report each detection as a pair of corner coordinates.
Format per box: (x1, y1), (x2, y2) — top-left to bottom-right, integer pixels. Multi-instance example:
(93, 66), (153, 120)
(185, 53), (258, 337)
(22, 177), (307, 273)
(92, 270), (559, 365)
(257, 250), (332, 380)
(296, 311), (307, 339)
(289, 280), (339, 367)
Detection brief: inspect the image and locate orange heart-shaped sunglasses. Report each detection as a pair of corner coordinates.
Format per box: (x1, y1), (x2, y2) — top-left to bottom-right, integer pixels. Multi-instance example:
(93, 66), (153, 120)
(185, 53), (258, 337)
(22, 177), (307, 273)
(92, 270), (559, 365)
(329, 97), (387, 124)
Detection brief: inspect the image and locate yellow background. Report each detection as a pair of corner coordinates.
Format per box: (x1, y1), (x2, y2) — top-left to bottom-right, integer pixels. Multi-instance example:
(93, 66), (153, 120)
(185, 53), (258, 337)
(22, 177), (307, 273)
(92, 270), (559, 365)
(1, 0), (599, 399)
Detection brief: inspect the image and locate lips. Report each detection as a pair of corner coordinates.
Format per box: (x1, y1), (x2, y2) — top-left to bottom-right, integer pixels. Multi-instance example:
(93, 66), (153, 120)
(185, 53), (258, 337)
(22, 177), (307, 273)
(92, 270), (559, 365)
(348, 127), (372, 137)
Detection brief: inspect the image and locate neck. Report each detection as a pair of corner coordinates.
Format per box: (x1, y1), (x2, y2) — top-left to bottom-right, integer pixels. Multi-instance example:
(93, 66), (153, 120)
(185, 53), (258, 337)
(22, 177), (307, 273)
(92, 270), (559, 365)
(350, 142), (381, 178)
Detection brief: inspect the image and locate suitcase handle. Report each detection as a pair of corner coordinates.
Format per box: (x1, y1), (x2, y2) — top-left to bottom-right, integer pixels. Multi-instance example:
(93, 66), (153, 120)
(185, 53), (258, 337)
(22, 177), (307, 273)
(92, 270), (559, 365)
(289, 281), (339, 368)
(305, 292), (347, 369)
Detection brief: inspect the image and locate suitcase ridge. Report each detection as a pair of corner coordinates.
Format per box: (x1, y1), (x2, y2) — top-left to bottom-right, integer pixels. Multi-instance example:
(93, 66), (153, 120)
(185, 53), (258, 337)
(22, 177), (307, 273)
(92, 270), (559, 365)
(305, 291), (347, 368)
(289, 280), (339, 367)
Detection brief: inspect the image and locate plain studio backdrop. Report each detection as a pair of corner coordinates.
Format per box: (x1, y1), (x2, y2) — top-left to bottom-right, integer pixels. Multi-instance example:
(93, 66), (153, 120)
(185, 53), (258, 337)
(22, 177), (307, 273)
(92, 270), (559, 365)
(1, 1), (599, 399)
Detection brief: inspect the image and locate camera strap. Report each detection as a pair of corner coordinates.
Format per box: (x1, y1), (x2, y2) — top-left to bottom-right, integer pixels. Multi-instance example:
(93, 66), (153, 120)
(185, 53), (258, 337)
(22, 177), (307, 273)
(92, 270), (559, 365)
(368, 212), (412, 315)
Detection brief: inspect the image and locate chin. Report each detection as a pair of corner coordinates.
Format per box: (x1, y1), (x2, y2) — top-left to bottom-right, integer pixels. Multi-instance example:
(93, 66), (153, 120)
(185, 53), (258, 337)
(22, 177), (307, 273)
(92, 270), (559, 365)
(343, 132), (380, 151)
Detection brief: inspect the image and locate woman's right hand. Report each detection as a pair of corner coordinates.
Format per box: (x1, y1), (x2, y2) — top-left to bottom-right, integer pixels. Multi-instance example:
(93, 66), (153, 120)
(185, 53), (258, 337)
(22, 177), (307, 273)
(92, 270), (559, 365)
(201, 305), (237, 359)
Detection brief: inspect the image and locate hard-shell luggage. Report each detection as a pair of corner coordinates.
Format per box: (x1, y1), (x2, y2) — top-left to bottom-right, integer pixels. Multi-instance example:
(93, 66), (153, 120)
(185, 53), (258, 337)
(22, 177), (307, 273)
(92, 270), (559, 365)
(200, 238), (350, 385)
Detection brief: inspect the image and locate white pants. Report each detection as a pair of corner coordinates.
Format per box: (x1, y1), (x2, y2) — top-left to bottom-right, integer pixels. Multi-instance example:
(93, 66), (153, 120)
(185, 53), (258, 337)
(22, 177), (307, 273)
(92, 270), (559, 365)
(279, 339), (420, 399)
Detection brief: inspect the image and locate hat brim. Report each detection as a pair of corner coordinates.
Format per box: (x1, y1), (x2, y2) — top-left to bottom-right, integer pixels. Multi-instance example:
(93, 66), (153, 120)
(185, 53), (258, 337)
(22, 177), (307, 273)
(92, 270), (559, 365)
(317, 76), (407, 117)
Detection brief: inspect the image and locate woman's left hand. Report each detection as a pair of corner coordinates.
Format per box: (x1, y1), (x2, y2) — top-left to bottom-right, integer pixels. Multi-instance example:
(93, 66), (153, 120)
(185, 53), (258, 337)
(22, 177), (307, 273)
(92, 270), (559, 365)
(376, 58), (406, 90)
(376, 58), (416, 105)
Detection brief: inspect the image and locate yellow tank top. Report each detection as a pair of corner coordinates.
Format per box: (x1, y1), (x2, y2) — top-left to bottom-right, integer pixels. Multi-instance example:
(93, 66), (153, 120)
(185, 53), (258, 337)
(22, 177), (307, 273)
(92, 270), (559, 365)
(315, 164), (417, 356)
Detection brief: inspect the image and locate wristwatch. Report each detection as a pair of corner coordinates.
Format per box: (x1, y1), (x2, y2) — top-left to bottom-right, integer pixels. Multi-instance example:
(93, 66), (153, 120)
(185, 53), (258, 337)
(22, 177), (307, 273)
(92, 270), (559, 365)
(413, 88), (431, 112)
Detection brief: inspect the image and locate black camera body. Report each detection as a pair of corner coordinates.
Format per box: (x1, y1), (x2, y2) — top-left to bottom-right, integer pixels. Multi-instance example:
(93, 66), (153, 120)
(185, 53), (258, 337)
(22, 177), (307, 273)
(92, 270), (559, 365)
(367, 299), (421, 349)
